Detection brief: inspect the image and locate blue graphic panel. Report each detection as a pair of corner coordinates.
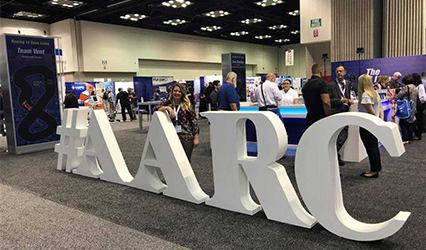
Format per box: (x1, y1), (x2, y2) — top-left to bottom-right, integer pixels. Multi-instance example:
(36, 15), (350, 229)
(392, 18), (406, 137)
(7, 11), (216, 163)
(6, 35), (61, 147)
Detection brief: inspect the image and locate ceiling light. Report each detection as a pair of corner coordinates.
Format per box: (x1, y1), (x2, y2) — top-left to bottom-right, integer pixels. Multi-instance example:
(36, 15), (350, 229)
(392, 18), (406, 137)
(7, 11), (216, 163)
(120, 13), (148, 21)
(254, 0), (284, 7)
(230, 31), (249, 36)
(12, 11), (47, 19)
(163, 19), (187, 25)
(255, 35), (272, 40)
(291, 30), (300, 34)
(161, 0), (192, 8)
(275, 39), (291, 43)
(203, 10), (230, 18)
(268, 24), (287, 30)
(240, 18), (262, 25)
(46, 0), (85, 8)
(288, 10), (300, 16)
(200, 26), (222, 32)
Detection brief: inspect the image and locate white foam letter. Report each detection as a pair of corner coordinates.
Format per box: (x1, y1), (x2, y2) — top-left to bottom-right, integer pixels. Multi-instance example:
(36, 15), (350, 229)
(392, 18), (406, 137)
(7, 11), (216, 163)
(203, 111), (316, 228)
(129, 112), (209, 204)
(295, 112), (410, 241)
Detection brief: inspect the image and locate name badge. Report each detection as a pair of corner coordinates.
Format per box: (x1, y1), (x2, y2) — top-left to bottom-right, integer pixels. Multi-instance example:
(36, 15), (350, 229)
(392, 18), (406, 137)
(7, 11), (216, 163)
(175, 125), (182, 133)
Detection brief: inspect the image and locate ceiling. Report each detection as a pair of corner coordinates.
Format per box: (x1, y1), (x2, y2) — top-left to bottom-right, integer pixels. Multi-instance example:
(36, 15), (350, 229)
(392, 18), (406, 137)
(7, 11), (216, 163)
(0, 0), (300, 46)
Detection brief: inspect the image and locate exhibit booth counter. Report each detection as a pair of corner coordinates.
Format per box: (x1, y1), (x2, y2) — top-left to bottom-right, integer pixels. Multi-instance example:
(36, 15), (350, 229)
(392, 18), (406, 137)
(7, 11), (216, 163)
(241, 99), (392, 161)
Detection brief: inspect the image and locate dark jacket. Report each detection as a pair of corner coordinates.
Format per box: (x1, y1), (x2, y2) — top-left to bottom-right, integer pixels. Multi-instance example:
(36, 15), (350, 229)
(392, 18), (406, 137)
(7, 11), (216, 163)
(328, 79), (352, 114)
(64, 94), (79, 109)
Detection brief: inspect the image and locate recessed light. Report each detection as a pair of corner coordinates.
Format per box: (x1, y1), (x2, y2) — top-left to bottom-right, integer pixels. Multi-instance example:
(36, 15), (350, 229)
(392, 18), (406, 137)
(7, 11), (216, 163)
(291, 30), (300, 35)
(240, 18), (262, 25)
(254, 0), (284, 7)
(200, 26), (222, 32)
(46, 0), (85, 9)
(202, 10), (230, 18)
(268, 24), (287, 30)
(230, 31), (249, 36)
(255, 35), (272, 40)
(163, 19), (187, 25)
(120, 13), (148, 21)
(12, 11), (47, 19)
(161, 0), (192, 8)
(275, 39), (291, 43)
(288, 10), (300, 16)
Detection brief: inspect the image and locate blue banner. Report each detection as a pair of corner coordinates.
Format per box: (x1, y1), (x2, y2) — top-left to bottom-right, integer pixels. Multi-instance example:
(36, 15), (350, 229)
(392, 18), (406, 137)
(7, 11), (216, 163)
(6, 35), (61, 147)
(332, 55), (426, 83)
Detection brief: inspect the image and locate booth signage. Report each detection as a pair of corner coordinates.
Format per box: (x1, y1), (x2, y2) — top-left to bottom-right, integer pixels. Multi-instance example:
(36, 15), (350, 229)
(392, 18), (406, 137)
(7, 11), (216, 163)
(56, 109), (410, 242)
(285, 49), (294, 66)
(310, 18), (322, 28)
(0, 35), (61, 154)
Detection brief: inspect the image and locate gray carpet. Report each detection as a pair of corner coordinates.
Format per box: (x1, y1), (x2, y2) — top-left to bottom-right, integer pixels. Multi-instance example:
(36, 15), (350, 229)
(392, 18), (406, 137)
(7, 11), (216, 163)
(0, 119), (425, 250)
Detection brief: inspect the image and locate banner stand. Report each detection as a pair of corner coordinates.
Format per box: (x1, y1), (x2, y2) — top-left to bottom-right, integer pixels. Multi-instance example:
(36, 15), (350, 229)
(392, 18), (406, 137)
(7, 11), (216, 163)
(0, 34), (62, 154)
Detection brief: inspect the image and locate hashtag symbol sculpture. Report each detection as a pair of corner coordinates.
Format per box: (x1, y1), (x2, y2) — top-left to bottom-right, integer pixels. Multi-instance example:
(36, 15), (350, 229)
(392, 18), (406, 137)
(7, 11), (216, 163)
(55, 108), (89, 173)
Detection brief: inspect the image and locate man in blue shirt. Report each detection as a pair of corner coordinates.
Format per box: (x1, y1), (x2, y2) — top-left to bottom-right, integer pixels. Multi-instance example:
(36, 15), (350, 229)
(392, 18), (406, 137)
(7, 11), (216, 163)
(217, 72), (240, 111)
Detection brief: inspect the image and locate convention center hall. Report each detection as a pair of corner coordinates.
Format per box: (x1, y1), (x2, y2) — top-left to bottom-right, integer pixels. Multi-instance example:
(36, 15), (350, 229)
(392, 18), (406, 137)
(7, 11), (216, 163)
(0, 0), (425, 249)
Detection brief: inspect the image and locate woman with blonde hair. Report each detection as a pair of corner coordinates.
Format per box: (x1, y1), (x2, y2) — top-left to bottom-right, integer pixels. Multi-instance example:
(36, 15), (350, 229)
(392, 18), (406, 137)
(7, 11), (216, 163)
(357, 74), (384, 178)
(154, 82), (199, 161)
(375, 75), (390, 90)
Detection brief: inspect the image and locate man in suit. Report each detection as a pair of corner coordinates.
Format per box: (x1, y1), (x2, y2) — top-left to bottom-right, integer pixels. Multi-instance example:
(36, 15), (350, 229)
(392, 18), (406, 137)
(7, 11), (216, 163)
(328, 65), (353, 166)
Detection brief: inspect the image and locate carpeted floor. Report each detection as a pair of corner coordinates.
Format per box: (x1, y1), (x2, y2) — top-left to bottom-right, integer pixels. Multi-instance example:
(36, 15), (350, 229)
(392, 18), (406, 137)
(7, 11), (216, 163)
(0, 119), (425, 250)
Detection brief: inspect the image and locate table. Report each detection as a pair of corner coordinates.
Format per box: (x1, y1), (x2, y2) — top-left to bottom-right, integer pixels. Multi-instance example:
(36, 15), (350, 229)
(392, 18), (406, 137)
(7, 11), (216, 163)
(138, 101), (162, 121)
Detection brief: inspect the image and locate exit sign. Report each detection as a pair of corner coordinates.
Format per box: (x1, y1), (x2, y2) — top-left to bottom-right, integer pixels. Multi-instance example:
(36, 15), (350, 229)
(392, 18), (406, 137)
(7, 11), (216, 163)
(310, 18), (322, 28)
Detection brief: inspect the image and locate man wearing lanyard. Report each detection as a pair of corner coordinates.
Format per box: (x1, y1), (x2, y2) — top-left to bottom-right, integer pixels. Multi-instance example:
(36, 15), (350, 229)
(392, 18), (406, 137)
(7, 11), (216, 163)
(217, 71), (240, 111)
(253, 73), (282, 111)
(328, 65), (353, 166)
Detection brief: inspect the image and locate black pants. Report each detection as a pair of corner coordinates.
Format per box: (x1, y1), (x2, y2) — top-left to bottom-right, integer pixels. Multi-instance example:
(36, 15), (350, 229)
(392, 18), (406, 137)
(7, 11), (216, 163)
(181, 140), (194, 162)
(259, 105), (278, 111)
(414, 107), (425, 138)
(336, 126), (349, 160)
(359, 128), (382, 172)
(399, 119), (413, 141)
(121, 103), (134, 121)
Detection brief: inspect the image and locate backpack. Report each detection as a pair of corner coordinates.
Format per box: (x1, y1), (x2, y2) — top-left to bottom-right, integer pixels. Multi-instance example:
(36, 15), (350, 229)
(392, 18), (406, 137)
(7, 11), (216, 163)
(103, 92), (108, 100)
(395, 86), (413, 119)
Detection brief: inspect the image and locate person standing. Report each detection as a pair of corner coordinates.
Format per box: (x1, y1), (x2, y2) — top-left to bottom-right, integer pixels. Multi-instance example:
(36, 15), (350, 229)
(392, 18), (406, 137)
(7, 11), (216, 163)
(391, 74), (418, 144)
(280, 79), (299, 106)
(154, 82), (199, 161)
(209, 81), (220, 111)
(253, 73), (282, 110)
(389, 72), (402, 90)
(302, 64), (331, 128)
(217, 72), (240, 111)
(328, 65), (353, 166)
(413, 73), (425, 140)
(115, 88), (134, 122)
(357, 74), (384, 178)
(64, 91), (79, 109)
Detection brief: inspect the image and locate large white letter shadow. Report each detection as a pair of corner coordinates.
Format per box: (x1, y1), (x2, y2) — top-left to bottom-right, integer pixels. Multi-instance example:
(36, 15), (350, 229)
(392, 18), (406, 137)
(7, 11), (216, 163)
(203, 111), (316, 228)
(295, 112), (410, 241)
(129, 111), (209, 204)
(74, 110), (133, 184)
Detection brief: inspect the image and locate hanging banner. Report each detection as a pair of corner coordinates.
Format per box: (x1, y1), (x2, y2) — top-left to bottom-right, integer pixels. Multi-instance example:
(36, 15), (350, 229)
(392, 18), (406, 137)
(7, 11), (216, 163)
(1, 34), (61, 154)
(285, 49), (294, 66)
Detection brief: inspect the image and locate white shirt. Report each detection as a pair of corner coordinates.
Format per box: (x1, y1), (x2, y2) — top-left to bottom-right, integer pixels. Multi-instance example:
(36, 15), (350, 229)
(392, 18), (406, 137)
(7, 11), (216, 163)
(336, 79), (346, 96)
(281, 88), (299, 106)
(417, 84), (426, 104)
(253, 80), (282, 107)
(358, 92), (380, 117)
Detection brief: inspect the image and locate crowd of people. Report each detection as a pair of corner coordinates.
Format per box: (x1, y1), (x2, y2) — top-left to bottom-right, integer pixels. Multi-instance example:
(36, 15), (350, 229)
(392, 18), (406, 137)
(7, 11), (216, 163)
(302, 64), (426, 178)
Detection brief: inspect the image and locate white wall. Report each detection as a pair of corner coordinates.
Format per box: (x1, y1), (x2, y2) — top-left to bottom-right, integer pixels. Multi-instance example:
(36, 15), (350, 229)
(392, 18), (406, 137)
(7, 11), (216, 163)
(79, 21), (278, 74)
(278, 44), (307, 77)
(50, 19), (78, 73)
(300, 0), (331, 44)
(305, 42), (331, 78)
(0, 18), (49, 36)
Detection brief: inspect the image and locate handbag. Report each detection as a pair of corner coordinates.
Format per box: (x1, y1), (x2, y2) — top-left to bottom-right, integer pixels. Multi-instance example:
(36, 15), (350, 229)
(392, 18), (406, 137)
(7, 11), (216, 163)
(395, 86), (414, 119)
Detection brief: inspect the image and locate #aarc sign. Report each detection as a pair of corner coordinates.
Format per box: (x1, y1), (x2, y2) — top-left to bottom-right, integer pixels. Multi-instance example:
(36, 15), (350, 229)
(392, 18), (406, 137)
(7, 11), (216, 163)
(55, 109), (410, 242)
